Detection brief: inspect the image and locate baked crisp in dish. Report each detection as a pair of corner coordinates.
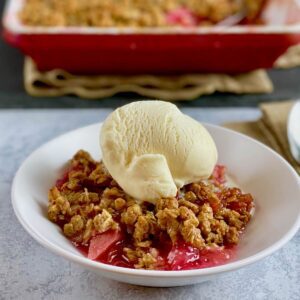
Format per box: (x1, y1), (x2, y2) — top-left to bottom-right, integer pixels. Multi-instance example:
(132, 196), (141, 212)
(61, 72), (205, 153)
(20, 0), (265, 27)
(48, 150), (254, 270)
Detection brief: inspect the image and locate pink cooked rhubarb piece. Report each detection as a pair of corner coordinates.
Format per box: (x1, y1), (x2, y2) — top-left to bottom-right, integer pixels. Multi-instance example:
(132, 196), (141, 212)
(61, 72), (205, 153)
(166, 8), (198, 27)
(88, 230), (122, 260)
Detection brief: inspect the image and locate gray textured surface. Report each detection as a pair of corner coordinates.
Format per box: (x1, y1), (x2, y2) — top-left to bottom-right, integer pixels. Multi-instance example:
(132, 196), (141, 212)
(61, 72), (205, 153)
(1, 108), (299, 300)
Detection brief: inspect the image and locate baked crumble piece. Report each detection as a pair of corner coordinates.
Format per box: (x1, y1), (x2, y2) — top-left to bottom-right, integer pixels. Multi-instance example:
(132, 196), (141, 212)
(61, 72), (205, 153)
(47, 150), (254, 270)
(20, 0), (265, 27)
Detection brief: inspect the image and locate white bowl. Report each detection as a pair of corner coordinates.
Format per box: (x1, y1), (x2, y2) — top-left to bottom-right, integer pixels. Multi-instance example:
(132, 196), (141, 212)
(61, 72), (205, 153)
(11, 123), (300, 287)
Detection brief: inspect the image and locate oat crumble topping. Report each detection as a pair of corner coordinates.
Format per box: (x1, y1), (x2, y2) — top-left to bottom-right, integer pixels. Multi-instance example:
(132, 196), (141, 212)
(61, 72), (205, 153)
(48, 150), (254, 270)
(20, 0), (265, 27)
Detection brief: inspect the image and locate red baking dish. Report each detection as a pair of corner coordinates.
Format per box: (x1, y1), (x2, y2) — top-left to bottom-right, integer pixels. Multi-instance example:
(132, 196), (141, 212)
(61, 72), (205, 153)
(3, 0), (300, 75)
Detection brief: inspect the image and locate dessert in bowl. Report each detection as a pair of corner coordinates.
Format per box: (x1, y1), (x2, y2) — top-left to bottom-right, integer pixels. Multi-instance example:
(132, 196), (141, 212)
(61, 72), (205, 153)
(48, 101), (254, 271)
(12, 101), (300, 286)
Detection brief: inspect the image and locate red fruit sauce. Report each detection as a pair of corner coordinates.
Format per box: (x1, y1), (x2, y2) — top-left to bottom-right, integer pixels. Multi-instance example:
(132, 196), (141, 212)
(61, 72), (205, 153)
(74, 231), (236, 270)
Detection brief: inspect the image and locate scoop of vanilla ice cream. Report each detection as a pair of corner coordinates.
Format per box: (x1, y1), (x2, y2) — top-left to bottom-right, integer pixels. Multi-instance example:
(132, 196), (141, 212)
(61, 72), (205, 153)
(100, 101), (217, 203)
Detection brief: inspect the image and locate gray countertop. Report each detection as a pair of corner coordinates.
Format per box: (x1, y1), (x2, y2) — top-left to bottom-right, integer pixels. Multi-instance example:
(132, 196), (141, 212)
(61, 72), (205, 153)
(1, 108), (299, 300)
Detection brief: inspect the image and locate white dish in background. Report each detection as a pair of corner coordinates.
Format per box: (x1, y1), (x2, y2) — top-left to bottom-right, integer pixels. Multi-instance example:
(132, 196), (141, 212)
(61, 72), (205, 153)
(11, 123), (300, 287)
(288, 101), (300, 164)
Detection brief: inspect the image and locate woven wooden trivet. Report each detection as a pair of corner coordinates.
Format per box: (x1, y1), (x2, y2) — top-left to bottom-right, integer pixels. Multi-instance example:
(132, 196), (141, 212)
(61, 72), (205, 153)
(24, 58), (273, 101)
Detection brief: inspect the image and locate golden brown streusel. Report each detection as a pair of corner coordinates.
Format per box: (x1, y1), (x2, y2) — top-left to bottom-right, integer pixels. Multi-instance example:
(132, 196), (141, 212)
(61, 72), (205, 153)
(124, 247), (159, 270)
(48, 150), (254, 270)
(20, 0), (265, 27)
(93, 209), (119, 233)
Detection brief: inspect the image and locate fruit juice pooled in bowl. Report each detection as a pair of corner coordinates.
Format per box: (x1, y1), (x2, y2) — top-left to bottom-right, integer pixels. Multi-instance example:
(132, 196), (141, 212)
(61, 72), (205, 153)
(48, 101), (254, 270)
